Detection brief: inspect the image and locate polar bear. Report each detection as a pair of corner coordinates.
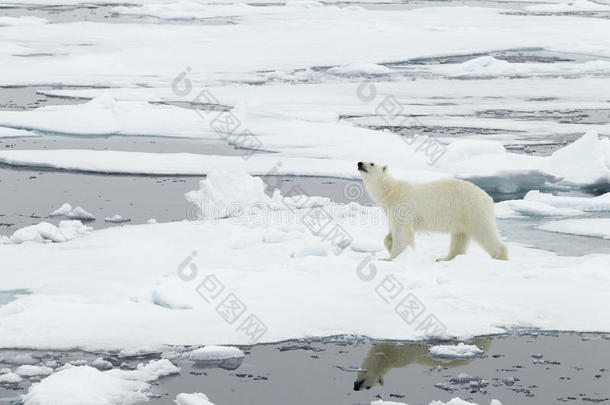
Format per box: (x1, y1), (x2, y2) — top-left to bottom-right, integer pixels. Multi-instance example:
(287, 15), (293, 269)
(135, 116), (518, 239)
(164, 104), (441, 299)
(357, 161), (507, 261)
(353, 338), (491, 391)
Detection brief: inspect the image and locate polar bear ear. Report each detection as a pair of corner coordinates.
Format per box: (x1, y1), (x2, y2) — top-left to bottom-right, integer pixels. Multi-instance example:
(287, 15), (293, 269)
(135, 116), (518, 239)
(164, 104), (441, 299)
(382, 165), (387, 172)
(379, 377), (384, 386)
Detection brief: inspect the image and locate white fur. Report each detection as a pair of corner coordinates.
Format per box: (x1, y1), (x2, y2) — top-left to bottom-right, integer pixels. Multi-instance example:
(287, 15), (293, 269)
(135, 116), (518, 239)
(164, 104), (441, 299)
(358, 162), (508, 261)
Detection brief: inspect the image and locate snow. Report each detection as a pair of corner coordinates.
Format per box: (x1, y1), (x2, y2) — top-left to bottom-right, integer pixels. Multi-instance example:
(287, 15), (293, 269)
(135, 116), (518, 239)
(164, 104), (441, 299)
(7, 221), (91, 244)
(15, 365), (54, 377)
(50, 204), (95, 220)
(539, 218), (610, 239)
(21, 359), (178, 405)
(187, 346), (245, 362)
(0, 171), (609, 351)
(429, 343), (484, 359)
(175, 392), (216, 405)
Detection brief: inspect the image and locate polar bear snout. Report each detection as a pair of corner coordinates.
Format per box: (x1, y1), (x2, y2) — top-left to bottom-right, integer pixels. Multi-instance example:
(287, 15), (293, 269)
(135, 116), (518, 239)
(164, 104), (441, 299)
(357, 161), (367, 172)
(353, 379), (366, 391)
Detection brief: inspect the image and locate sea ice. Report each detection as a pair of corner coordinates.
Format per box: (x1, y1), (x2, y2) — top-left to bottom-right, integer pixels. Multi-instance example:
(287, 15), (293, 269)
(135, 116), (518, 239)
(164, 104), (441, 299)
(187, 346), (245, 362)
(8, 221), (91, 244)
(50, 204), (95, 221)
(0, 372), (22, 384)
(429, 343), (484, 359)
(105, 215), (131, 224)
(15, 365), (54, 377)
(175, 392), (216, 405)
(539, 218), (610, 239)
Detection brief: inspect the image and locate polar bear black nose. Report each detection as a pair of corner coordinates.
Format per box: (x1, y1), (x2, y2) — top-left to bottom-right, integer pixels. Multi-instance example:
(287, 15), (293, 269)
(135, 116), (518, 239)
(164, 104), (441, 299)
(357, 162), (363, 168)
(354, 380), (364, 391)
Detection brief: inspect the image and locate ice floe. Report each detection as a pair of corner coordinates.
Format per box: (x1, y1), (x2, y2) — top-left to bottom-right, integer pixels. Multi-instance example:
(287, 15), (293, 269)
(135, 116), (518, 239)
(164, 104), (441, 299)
(539, 218), (610, 239)
(0, 172), (608, 351)
(15, 365), (54, 377)
(50, 203), (96, 220)
(326, 61), (393, 75)
(526, 0), (610, 12)
(524, 190), (610, 211)
(372, 398), (501, 405)
(175, 392), (216, 405)
(187, 346), (244, 361)
(429, 343), (484, 360)
(0, 371), (22, 384)
(21, 359), (178, 405)
(495, 199), (583, 218)
(7, 221), (91, 244)
(1, 131), (609, 191)
(105, 215), (131, 224)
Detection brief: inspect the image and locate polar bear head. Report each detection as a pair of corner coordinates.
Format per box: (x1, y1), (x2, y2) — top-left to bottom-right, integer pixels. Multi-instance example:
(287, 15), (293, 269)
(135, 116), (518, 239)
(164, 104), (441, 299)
(357, 161), (389, 203)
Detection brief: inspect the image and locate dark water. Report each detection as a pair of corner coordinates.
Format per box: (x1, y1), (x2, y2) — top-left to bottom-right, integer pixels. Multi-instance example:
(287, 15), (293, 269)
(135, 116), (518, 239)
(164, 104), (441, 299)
(0, 333), (608, 405)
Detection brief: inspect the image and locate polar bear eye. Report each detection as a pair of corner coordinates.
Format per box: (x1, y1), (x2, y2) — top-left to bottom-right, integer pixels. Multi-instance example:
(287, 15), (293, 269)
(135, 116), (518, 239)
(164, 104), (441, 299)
(370, 163), (375, 166)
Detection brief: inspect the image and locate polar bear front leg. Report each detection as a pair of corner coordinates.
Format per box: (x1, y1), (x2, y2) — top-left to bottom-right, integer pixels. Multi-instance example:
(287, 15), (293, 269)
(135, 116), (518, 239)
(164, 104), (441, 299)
(383, 226), (414, 261)
(384, 232), (393, 253)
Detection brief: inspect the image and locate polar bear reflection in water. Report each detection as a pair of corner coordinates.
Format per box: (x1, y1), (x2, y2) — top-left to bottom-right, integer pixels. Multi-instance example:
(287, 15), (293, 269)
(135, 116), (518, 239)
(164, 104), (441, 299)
(353, 338), (491, 391)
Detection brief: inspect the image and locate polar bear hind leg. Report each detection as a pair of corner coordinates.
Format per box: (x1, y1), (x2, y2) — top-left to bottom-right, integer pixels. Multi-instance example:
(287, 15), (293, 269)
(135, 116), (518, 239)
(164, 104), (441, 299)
(437, 232), (470, 262)
(473, 225), (508, 261)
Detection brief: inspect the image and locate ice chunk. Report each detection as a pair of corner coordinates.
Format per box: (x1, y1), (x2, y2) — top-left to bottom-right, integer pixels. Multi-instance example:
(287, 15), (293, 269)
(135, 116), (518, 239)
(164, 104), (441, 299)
(429, 343), (483, 359)
(105, 214), (131, 224)
(68, 207), (96, 221)
(91, 358), (113, 371)
(50, 204), (96, 220)
(9, 221), (91, 244)
(15, 365), (53, 377)
(326, 61), (392, 75)
(187, 346), (245, 370)
(439, 56), (517, 78)
(429, 398), (478, 405)
(188, 346), (245, 361)
(21, 365), (149, 405)
(550, 131), (610, 186)
(0, 372), (22, 384)
(107, 358), (179, 382)
(524, 190), (610, 212)
(527, 0), (610, 12)
(539, 218), (610, 239)
(50, 203), (73, 217)
(185, 168), (329, 220)
(175, 392), (216, 405)
(495, 199), (583, 218)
